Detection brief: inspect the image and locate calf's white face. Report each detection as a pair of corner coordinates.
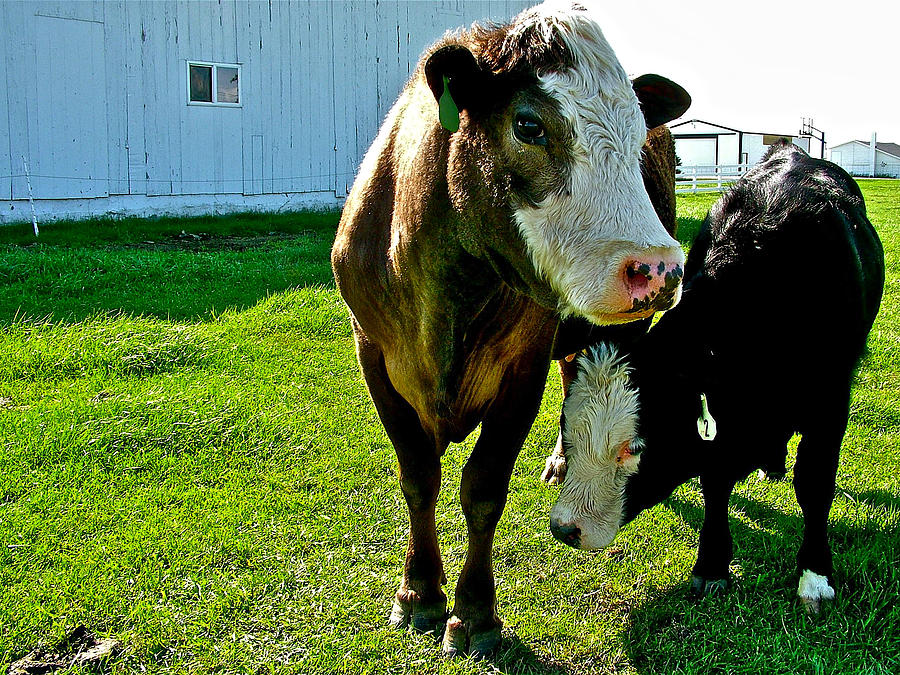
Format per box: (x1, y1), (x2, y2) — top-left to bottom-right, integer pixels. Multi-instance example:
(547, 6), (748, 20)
(549, 344), (642, 550)
(509, 3), (685, 324)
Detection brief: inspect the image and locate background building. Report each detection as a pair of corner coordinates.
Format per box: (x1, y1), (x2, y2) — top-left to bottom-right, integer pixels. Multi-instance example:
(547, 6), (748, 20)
(829, 139), (900, 178)
(670, 119), (812, 168)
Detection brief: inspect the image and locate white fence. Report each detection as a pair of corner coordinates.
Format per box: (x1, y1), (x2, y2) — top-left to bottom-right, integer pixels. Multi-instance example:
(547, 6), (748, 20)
(675, 164), (750, 194)
(839, 164), (900, 179)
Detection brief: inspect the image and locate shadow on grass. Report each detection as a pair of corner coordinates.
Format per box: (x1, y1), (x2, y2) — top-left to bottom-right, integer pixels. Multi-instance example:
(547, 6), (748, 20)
(622, 488), (900, 672)
(1, 210), (341, 325)
(488, 632), (569, 675)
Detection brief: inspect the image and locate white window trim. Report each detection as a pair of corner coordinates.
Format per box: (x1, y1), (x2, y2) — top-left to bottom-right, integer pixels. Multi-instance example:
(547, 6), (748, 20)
(187, 61), (242, 108)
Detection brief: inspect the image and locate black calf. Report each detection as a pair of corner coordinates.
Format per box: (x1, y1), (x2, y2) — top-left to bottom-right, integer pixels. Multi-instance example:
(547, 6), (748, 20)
(548, 142), (885, 613)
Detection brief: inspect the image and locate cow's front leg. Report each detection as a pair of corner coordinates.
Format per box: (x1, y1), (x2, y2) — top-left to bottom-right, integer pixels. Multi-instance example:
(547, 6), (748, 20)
(442, 453), (512, 658)
(389, 448), (448, 633)
(541, 356), (579, 485)
(691, 474), (736, 596)
(541, 408), (568, 485)
(355, 336), (448, 633)
(443, 364), (551, 658)
(541, 432), (567, 485)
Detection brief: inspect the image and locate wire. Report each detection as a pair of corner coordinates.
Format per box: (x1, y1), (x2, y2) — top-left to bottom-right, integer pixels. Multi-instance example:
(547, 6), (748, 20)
(0, 171), (356, 184)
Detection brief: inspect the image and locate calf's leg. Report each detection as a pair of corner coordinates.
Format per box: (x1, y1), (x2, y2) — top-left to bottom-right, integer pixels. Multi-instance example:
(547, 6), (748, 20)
(794, 393), (848, 614)
(355, 334), (448, 633)
(757, 430), (793, 481)
(691, 474), (736, 596)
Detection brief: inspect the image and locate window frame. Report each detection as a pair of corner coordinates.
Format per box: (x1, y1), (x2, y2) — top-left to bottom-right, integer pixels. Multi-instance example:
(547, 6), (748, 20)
(187, 61), (242, 108)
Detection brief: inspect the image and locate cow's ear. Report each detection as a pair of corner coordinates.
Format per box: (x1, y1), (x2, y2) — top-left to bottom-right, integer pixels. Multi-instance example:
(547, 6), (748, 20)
(424, 44), (485, 132)
(632, 74), (691, 129)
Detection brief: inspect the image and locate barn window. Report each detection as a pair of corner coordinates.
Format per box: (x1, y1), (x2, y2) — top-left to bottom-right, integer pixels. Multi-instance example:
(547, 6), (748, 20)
(188, 62), (241, 106)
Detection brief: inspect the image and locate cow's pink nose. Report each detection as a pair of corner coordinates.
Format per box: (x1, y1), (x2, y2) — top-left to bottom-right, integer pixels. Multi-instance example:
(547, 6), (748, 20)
(623, 258), (684, 313)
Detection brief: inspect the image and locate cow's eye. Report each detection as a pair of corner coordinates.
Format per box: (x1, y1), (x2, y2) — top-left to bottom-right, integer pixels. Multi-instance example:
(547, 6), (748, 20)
(514, 115), (547, 145)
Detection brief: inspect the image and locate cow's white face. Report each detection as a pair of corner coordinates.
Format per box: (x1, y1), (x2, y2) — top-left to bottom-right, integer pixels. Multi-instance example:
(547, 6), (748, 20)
(509, 3), (684, 324)
(549, 344), (642, 550)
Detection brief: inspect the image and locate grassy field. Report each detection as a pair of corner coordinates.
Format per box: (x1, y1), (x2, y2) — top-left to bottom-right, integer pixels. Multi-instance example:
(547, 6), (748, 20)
(1, 181), (898, 674)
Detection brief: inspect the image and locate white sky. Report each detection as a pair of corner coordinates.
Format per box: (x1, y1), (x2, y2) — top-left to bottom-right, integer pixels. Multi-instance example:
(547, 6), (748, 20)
(590, 0), (899, 149)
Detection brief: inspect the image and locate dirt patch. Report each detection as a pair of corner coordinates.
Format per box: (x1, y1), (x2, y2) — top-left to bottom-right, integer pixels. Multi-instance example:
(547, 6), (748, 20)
(124, 230), (312, 252)
(8, 626), (118, 674)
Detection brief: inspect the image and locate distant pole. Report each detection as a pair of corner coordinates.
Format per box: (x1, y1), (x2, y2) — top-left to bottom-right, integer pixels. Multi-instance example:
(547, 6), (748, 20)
(870, 133), (877, 178)
(21, 155), (39, 237)
(800, 118), (826, 159)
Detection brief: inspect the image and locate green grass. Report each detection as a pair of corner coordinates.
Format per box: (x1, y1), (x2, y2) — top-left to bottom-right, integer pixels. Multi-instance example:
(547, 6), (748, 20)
(1, 181), (899, 674)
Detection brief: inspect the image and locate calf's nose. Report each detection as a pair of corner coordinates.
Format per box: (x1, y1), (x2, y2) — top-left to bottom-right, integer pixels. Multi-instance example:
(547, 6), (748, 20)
(623, 256), (684, 313)
(550, 519), (581, 548)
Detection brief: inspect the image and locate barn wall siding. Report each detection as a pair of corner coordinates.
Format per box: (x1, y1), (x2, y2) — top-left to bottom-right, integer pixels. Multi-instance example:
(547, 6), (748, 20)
(1, 0), (531, 224)
(4, 0), (32, 203)
(30, 14), (109, 199)
(104, 1), (130, 196)
(0, 2), (12, 202)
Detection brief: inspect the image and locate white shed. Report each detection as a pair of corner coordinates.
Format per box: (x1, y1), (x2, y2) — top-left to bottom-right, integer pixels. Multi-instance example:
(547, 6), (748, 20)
(670, 119), (811, 168)
(829, 140), (900, 178)
(0, 0), (531, 225)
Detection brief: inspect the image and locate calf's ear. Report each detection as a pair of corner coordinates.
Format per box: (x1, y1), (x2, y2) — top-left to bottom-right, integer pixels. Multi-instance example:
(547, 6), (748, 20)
(632, 74), (692, 129)
(424, 45), (486, 132)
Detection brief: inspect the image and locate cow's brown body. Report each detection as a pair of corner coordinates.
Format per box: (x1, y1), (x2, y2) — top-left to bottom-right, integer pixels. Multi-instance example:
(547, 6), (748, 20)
(642, 125), (679, 237)
(332, 3), (689, 656)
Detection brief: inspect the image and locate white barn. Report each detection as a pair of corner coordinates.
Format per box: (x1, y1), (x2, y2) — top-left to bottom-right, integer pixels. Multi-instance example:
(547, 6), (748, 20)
(670, 119), (811, 168)
(829, 140), (900, 179)
(0, 0), (531, 225)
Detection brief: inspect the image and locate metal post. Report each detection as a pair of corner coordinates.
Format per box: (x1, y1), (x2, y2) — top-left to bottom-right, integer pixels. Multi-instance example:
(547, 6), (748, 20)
(871, 133), (877, 178)
(22, 155), (39, 237)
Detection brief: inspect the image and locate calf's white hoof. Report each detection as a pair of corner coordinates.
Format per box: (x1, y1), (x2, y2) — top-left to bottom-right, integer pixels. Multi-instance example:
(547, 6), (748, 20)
(797, 569), (835, 615)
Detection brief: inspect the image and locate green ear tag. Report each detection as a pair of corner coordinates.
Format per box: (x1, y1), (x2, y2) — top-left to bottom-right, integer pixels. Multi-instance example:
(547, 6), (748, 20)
(438, 75), (460, 133)
(697, 392), (718, 442)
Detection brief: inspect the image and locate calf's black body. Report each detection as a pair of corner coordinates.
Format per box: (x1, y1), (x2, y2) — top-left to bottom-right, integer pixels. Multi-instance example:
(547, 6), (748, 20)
(622, 142), (884, 600)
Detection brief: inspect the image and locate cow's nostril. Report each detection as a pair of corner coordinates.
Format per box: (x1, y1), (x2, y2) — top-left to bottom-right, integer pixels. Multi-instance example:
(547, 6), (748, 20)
(550, 520), (581, 548)
(625, 262), (651, 295)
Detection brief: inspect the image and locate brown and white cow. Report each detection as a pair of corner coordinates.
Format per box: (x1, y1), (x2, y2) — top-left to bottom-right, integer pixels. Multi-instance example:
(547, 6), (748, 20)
(331, 1), (690, 657)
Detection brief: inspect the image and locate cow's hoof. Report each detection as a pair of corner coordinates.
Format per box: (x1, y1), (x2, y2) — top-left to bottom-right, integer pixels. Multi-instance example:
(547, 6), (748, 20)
(389, 592), (447, 634)
(797, 570), (834, 616)
(441, 615), (501, 659)
(690, 575), (729, 596)
(541, 450), (567, 485)
(799, 596), (828, 615)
